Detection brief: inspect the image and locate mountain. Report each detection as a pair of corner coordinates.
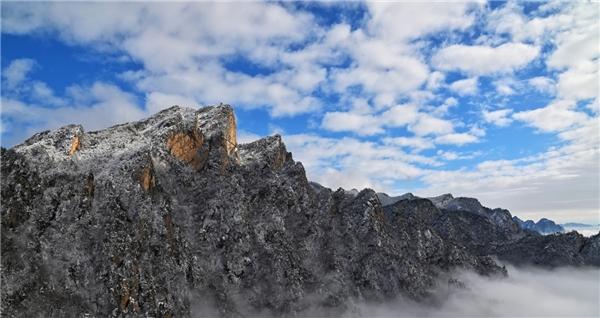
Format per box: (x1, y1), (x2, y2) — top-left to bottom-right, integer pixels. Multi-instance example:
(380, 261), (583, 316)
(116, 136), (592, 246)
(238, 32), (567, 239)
(513, 216), (565, 234)
(2, 104), (598, 317)
(376, 192), (415, 206)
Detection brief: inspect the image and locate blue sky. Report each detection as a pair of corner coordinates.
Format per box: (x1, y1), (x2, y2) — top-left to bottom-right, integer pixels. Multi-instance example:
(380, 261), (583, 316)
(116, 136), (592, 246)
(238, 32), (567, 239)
(1, 1), (598, 222)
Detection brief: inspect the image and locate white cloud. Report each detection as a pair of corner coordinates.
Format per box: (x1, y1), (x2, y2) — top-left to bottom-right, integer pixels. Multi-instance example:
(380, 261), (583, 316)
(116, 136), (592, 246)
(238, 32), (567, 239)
(435, 133), (478, 146)
(330, 42), (430, 108)
(432, 43), (540, 75)
(145, 92), (198, 114)
(383, 136), (434, 152)
(320, 103), (444, 137)
(367, 2), (477, 41)
(437, 150), (460, 161)
(433, 97), (458, 116)
(381, 104), (420, 127)
(1, 81), (148, 146)
(329, 2), (479, 109)
(449, 77), (478, 96)
(493, 78), (518, 96)
(528, 76), (555, 93)
(546, 17), (598, 70)
(426, 71), (445, 90)
(483, 109), (513, 127)
(409, 113), (454, 136)
(513, 100), (589, 132)
(284, 133), (437, 192)
(555, 63), (599, 101)
(484, 1), (598, 108)
(321, 112), (382, 136)
(2, 58), (36, 89)
(486, 1), (573, 44)
(544, 2), (599, 102)
(2, 2), (323, 117)
(436, 150), (481, 161)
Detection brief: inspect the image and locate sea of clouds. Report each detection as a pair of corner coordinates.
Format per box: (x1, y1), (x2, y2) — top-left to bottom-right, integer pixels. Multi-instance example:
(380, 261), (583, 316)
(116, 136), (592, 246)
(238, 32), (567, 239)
(564, 226), (600, 238)
(349, 265), (600, 318)
(193, 265), (600, 317)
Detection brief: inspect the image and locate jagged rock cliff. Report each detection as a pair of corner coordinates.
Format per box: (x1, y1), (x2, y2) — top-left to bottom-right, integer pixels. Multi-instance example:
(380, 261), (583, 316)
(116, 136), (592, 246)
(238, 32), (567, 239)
(0, 105), (502, 317)
(380, 192), (599, 267)
(1, 104), (597, 317)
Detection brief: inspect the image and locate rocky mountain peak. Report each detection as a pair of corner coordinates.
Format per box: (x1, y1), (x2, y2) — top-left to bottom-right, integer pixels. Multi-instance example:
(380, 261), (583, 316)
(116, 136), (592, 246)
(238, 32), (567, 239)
(2, 104), (598, 317)
(427, 193), (454, 208)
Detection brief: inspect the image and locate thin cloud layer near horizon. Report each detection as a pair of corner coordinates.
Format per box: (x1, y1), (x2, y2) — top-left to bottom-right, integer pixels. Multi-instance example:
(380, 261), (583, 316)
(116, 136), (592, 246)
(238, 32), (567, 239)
(1, 1), (598, 223)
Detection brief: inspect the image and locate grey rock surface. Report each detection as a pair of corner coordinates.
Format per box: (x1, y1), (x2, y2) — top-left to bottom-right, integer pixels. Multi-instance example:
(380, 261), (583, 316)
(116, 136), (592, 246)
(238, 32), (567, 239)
(380, 194), (598, 267)
(376, 192), (414, 206)
(1, 104), (597, 317)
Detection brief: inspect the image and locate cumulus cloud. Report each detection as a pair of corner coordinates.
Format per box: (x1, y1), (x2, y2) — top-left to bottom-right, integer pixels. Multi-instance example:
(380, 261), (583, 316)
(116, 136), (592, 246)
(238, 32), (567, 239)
(513, 100), (589, 132)
(486, 1), (572, 44)
(432, 42), (540, 75)
(409, 113), (454, 136)
(484, 2), (598, 104)
(483, 109), (513, 127)
(284, 133), (440, 192)
(2, 58), (36, 90)
(426, 71), (445, 90)
(321, 112), (383, 136)
(381, 104), (420, 127)
(449, 77), (478, 96)
(2, 2), (323, 117)
(366, 2), (477, 41)
(329, 2), (480, 109)
(435, 133), (478, 146)
(528, 76), (555, 93)
(555, 64), (599, 101)
(320, 104), (462, 140)
(1, 80), (150, 146)
(383, 136), (434, 152)
(330, 47), (430, 108)
(432, 97), (458, 116)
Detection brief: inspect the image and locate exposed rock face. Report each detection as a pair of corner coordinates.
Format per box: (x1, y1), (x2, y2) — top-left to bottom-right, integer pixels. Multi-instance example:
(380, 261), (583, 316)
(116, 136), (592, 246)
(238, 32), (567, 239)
(0, 104), (596, 317)
(380, 192), (599, 267)
(493, 231), (599, 267)
(376, 192), (414, 206)
(427, 193), (454, 208)
(166, 131), (205, 169)
(68, 135), (81, 156)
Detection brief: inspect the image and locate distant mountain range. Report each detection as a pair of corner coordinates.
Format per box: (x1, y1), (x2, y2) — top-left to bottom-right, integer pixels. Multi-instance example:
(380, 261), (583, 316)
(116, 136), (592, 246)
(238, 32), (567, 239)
(512, 217), (565, 235)
(377, 192), (597, 237)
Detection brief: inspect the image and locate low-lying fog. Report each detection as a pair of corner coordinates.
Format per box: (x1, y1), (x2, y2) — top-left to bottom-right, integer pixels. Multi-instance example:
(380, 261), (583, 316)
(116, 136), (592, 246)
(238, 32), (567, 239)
(564, 227), (600, 237)
(349, 265), (600, 318)
(193, 265), (600, 317)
